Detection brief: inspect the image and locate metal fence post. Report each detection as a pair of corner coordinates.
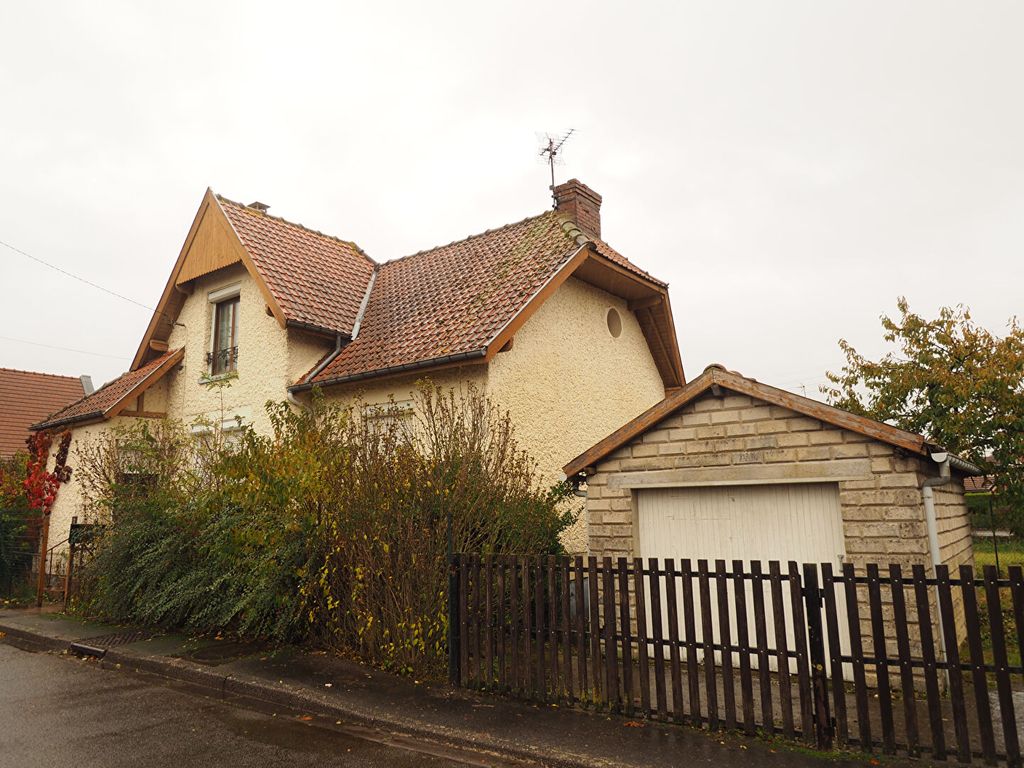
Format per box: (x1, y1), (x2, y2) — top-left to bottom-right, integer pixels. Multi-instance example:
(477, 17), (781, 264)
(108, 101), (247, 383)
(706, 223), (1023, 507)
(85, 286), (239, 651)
(35, 511), (50, 608)
(448, 553), (461, 685)
(62, 516), (79, 612)
(803, 563), (833, 750)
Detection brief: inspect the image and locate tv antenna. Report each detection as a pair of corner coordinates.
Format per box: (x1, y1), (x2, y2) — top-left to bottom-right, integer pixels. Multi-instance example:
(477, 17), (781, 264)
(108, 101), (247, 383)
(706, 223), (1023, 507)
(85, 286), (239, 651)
(539, 129), (575, 204)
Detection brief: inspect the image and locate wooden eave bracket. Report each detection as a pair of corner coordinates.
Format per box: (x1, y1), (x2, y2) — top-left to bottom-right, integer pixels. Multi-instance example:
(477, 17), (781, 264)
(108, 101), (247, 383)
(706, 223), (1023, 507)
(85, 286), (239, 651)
(628, 295), (662, 311)
(106, 348), (185, 421)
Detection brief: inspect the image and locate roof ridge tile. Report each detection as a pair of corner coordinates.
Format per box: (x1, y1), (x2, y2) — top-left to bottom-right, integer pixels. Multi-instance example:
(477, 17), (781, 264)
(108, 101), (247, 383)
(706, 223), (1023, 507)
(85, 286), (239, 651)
(385, 210), (561, 266)
(215, 193), (376, 266)
(0, 367), (82, 381)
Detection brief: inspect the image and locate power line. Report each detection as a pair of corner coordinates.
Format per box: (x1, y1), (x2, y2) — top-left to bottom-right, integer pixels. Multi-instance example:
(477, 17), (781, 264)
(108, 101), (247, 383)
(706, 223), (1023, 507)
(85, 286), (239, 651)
(0, 237), (156, 313)
(0, 334), (130, 361)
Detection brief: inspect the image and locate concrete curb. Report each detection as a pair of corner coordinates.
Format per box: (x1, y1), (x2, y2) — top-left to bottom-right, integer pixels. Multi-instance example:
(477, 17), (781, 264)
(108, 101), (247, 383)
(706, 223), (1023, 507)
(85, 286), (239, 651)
(1, 622), (617, 768)
(0, 624), (69, 654)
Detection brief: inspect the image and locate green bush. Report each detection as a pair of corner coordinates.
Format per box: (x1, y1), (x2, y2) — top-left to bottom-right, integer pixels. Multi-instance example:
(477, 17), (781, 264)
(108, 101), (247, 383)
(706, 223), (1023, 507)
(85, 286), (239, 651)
(0, 454), (35, 600)
(74, 383), (577, 676)
(968, 491), (1024, 536)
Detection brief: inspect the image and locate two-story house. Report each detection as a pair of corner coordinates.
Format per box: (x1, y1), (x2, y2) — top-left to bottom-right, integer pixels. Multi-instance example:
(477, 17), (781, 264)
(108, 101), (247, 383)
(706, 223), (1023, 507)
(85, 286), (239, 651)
(34, 179), (684, 553)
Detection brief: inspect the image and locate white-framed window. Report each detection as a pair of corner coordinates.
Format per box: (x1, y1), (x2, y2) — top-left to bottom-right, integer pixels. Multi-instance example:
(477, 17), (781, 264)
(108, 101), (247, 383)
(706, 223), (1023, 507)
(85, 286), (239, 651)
(207, 284), (240, 376)
(606, 307), (622, 338)
(190, 413), (247, 453)
(362, 399), (414, 435)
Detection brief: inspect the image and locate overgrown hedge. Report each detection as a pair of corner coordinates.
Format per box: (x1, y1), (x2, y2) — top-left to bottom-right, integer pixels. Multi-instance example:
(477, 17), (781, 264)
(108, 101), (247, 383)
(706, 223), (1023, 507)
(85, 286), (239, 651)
(74, 384), (577, 676)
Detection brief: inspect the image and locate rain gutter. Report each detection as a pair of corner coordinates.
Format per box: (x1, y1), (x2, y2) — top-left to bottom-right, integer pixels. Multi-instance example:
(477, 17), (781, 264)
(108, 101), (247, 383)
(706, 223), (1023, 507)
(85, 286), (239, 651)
(289, 349), (487, 393)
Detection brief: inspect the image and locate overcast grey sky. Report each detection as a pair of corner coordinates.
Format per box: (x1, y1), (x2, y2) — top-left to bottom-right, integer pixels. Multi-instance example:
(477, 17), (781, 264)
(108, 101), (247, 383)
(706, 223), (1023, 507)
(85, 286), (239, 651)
(1, 2), (1021, 396)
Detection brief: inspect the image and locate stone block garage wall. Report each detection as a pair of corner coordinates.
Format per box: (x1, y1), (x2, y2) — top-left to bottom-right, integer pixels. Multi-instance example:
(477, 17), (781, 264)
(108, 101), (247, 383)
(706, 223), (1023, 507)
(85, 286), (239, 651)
(584, 389), (974, 650)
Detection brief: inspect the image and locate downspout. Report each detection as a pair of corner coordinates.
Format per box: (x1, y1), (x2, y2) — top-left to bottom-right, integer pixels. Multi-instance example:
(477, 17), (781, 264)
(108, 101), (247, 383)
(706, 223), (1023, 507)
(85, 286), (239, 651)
(923, 452), (951, 577)
(306, 333), (344, 383)
(922, 451), (952, 673)
(290, 333), (343, 409)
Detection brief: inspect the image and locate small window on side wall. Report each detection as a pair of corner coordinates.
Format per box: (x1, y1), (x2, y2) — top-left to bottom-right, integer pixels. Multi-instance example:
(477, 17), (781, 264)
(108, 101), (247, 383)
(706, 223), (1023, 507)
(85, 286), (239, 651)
(606, 307), (622, 338)
(211, 296), (239, 375)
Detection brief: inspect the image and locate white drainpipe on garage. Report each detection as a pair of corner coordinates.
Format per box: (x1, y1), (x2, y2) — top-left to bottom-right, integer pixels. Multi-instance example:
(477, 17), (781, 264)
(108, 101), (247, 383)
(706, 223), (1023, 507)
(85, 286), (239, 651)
(922, 452), (952, 675)
(923, 452), (951, 576)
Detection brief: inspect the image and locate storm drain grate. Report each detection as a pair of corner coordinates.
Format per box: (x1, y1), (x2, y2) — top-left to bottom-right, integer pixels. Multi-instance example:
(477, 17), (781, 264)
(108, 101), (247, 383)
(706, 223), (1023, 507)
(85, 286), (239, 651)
(69, 630), (159, 658)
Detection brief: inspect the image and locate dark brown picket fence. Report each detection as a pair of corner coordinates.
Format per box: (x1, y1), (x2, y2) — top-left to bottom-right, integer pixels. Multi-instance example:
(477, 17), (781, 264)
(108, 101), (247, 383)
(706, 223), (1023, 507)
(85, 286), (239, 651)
(450, 554), (1024, 766)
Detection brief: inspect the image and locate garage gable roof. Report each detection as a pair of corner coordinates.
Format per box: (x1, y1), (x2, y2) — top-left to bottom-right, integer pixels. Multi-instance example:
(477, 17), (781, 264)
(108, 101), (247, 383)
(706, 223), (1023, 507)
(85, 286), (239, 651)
(564, 364), (979, 478)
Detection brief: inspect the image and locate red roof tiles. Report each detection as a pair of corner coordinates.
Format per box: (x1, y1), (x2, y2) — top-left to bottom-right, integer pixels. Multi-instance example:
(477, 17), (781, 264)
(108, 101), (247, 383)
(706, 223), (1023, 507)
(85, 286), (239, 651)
(218, 196), (376, 336)
(0, 369), (86, 456)
(33, 349), (183, 431)
(136, 186), (676, 397)
(965, 475), (994, 493)
(591, 237), (667, 288)
(306, 211), (588, 385)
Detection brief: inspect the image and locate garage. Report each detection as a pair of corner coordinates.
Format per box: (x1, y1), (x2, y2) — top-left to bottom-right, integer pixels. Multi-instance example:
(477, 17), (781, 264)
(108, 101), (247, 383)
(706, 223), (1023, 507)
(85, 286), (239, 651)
(563, 363), (980, 652)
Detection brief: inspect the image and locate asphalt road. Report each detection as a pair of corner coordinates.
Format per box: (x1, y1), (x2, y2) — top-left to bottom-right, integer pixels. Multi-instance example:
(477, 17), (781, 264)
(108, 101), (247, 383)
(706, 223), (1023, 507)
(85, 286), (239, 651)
(0, 643), (497, 767)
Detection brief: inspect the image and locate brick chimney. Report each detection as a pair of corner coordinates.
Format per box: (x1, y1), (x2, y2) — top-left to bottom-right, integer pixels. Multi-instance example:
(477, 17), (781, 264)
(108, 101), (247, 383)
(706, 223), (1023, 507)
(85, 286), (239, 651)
(553, 179), (602, 238)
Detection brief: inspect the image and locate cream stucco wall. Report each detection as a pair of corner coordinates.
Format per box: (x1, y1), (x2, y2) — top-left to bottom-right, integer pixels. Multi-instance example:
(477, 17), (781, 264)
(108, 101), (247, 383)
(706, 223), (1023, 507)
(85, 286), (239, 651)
(486, 276), (667, 553)
(162, 263), (334, 434)
(45, 416), (148, 550)
(316, 365), (489, 413)
(45, 263), (334, 548)
(288, 329), (334, 386)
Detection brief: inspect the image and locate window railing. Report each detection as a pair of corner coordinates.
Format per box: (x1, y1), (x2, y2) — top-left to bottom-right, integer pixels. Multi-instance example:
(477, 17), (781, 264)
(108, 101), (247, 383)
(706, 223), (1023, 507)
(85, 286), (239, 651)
(207, 346), (238, 375)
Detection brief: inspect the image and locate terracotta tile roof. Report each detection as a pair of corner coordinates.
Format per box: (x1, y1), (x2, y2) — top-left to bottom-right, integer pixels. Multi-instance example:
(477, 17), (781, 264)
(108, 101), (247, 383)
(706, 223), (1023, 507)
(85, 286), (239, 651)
(306, 212), (588, 384)
(33, 349), (183, 431)
(0, 369), (85, 456)
(591, 237), (667, 288)
(217, 196), (376, 336)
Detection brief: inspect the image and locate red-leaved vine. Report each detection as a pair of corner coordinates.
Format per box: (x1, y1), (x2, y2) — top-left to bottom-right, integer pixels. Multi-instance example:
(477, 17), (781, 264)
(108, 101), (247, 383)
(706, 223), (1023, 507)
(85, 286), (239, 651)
(24, 430), (73, 515)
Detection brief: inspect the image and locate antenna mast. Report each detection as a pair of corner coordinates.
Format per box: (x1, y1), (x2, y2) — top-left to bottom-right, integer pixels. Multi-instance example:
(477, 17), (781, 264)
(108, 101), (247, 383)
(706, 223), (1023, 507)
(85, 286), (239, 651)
(539, 128), (575, 206)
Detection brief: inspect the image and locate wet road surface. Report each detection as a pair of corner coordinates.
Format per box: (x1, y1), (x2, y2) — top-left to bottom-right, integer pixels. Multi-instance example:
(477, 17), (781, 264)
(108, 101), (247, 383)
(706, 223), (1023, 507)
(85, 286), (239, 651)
(0, 643), (505, 767)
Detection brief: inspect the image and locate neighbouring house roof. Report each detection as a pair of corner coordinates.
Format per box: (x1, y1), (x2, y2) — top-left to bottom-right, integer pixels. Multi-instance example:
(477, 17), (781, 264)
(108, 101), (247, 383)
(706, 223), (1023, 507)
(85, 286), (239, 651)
(965, 475), (995, 493)
(0, 369), (86, 455)
(32, 349), (183, 431)
(564, 364), (982, 478)
(295, 213), (684, 390)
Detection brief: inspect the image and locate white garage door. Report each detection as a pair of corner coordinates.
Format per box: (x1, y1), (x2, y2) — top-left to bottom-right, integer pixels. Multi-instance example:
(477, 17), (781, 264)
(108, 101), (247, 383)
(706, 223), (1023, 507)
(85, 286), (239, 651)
(638, 483), (846, 568)
(637, 483), (848, 672)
